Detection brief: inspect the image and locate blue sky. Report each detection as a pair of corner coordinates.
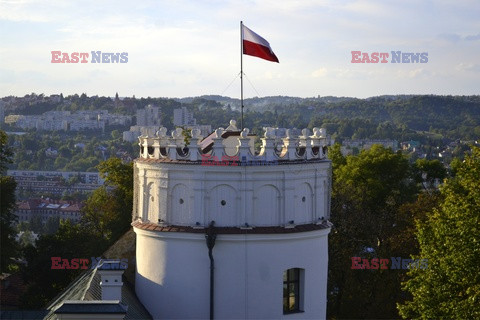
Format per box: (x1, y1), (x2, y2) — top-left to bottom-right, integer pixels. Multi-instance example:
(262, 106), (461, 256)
(0, 0), (479, 99)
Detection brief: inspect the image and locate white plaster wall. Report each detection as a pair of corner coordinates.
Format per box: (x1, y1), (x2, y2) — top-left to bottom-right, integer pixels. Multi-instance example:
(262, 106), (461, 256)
(134, 227), (330, 320)
(135, 230), (210, 319)
(135, 161), (331, 227)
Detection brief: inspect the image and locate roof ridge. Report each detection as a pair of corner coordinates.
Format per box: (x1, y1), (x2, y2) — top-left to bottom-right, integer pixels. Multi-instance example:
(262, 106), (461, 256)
(80, 267), (98, 300)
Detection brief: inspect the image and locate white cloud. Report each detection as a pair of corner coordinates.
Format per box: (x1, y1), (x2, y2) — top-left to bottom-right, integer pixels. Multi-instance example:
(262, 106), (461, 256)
(311, 68), (328, 78)
(455, 63), (480, 73)
(1, 0), (479, 97)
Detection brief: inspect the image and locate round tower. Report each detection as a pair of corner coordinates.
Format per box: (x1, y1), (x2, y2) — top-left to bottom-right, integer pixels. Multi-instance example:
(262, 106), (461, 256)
(133, 121), (332, 319)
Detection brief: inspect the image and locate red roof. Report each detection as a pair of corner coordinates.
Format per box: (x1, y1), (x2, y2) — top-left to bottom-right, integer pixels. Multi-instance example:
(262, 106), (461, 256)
(16, 199), (83, 212)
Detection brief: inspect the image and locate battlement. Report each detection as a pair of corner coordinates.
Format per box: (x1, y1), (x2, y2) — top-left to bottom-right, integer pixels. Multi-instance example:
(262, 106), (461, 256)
(137, 120), (329, 163)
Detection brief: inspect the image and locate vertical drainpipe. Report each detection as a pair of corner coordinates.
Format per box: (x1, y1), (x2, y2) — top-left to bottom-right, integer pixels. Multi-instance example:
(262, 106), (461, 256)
(205, 221), (216, 320)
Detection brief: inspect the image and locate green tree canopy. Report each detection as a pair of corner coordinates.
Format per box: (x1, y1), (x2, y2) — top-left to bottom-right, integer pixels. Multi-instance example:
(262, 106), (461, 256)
(0, 130), (19, 272)
(398, 147), (480, 319)
(328, 145), (419, 318)
(82, 157), (133, 241)
(20, 157), (133, 308)
(20, 220), (109, 308)
(414, 158), (447, 190)
(0, 130), (14, 173)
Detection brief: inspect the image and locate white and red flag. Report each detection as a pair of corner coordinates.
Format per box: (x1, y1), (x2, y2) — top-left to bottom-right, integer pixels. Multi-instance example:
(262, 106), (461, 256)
(242, 24), (279, 63)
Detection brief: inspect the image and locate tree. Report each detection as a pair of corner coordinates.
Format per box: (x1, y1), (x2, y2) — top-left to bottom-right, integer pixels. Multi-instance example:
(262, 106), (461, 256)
(18, 230), (36, 247)
(0, 130), (19, 272)
(29, 216), (44, 234)
(82, 158), (133, 241)
(414, 158), (447, 190)
(58, 145), (72, 158)
(0, 176), (18, 272)
(398, 147), (480, 319)
(111, 129), (121, 140)
(20, 220), (109, 308)
(0, 130), (14, 173)
(45, 216), (60, 234)
(328, 145), (419, 319)
(19, 158), (132, 308)
(328, 143), (346, 177)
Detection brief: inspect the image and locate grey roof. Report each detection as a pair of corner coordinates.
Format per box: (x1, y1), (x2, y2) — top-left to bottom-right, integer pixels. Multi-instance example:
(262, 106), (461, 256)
(55, 300), (127, 314)
(44, 268), (152, 320)
(43, 229), (151, 320)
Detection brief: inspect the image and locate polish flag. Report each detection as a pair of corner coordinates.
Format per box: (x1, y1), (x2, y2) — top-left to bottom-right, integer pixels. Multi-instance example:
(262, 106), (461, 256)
(242, 24), (279, 63)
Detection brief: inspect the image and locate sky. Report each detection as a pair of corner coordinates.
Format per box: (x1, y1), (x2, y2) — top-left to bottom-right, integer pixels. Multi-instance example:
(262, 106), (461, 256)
(0, 0), (479, 99)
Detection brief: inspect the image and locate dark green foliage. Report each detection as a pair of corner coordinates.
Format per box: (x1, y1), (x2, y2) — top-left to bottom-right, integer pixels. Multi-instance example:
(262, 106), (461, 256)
(0, 130), (19, 272)
(413, 159), (447, 190)
(328, 145), (419, 319)
(19, 157), (133, 308)
(20, 221), (109, 308)
(0, 131), (14, 173)
(5, 94), (479, 173)
(398, 147), (480, 319)
(0, 176), (18, 272)
(7, 130), (136, 172)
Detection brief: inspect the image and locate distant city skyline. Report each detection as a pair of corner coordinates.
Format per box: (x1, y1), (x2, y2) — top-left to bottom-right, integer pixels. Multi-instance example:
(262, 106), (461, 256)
(1, 0), (479, 99)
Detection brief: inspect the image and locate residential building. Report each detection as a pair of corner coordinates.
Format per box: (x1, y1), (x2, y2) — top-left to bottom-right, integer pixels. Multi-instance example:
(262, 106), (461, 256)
(122, 125), (159, 142)
(6, 110), (130, 132)
(122, 105), (162, 142)
(15, 198), (83, 224)
(7, 170), (105, 196)
(136, 104), (161, 126)
(173, 106), (196, 126)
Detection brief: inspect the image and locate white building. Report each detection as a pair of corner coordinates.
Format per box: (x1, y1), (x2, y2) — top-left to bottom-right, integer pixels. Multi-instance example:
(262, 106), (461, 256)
(173, 106), (196, 126)
(122, 125), (160, 143)
(69, 119), (104, 131)
(136, 104), (161, 126)
(8, 169), (105, 196)
(7, 110), (128, 132)
(133, 120), (332, 319)
(123, 105), (162, 142)
(173, 106), (212, 137)
(98, 112), (132, 126)
(15, 198), (83, 225)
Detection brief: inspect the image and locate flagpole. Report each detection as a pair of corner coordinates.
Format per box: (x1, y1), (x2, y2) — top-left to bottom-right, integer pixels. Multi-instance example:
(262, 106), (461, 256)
(240, 20), (244, 130)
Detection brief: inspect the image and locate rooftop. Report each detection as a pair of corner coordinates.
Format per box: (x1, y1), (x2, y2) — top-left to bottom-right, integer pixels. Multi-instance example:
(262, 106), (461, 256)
(137, 120), (329, 164)
(17, 199), (82, 212)
(44, 230), (151, 320)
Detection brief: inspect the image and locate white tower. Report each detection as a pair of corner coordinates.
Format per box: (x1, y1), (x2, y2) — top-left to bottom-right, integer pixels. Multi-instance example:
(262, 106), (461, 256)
(133, 121), (332, 319)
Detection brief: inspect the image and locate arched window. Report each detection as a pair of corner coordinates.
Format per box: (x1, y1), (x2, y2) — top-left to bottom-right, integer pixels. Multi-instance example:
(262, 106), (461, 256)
(283, 268), (304, 314)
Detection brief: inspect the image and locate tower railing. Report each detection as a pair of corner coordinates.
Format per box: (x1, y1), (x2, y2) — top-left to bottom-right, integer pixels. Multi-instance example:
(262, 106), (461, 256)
(138, 120), (329, 163)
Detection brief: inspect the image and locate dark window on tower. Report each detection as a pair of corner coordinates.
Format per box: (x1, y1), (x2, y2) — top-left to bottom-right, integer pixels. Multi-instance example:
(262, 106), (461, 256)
(283, 268), (303, 314)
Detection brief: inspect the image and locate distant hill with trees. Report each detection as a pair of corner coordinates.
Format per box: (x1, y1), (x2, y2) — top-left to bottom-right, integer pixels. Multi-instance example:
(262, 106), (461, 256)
(2, 94), (479, 168)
